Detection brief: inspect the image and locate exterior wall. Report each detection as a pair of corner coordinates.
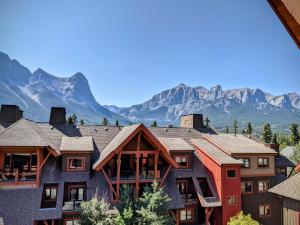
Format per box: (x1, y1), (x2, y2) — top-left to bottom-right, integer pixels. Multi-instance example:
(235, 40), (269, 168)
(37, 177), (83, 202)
(61, 153), (91, 172)
(221, 165), (241, 225)
(233, 154), (275, 177)
(282, 197), (300, 225)
(180, 114), (203, 129)
(282, 0), (300, 24)
(241, 177), (282, 225)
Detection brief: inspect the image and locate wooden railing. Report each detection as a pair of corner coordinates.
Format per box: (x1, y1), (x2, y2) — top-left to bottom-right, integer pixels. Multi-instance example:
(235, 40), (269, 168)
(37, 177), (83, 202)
(0, 169), (37, 183)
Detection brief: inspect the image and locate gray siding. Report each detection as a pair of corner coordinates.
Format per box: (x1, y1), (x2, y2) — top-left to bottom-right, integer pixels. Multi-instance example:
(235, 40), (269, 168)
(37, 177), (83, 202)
(283, 197), (300, 225)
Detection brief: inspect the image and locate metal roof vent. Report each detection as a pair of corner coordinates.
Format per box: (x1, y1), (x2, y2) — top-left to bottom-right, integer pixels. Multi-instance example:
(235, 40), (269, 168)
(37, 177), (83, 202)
(104, 127), (108, 131)
(187, 128), (191, 132)
(164, 128), (168, 132)
(50, 126), (54, 130)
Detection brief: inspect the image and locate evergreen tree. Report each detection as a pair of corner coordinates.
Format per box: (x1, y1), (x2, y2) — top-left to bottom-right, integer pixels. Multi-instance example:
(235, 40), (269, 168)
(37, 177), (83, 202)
(292, 143), (300, 164)
(271, 133), (278, 144)
(116, 119), (119, 126)
(137, 181), (175, 225)
(262, 123), (272, 143)
(80, 194), (114, 225)
(67, 114), (78, 124)
(67, 115), (74, 124)
(151, 121), (157, 127)
(204, 117), (210, 128)
(102, 117), (109, 126)
(246, 122), (253, 137)
(80, 119), (85, 125)
(233, 120), (238, 136)
(225, 125), (229, 134)
(290, 123), (300, 146)
(228, 211), (259, 225)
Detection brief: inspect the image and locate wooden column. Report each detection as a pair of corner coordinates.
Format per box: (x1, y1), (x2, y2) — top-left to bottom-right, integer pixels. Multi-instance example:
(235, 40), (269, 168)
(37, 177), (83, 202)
(205, 207), (213, 225)
(154, 148), (159, 179)
(36, 148), (44, 187)
(135, 132), (141, 197)
(116, 152), (122, 200)
(176, 209), (180, 225)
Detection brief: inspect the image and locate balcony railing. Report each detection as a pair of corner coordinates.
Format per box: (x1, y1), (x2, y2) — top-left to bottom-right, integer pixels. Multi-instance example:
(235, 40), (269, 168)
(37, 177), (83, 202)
(0, 169), (36, 183)
(180, 193), (197, 202)
(62, 200), (82, 211)
(111, 170), (160, 181)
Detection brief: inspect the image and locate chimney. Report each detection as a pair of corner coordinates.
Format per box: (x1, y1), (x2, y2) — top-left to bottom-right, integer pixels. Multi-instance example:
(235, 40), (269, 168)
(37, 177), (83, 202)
(49, 107), (66, 124)
(264, 143), (280, 154)
(0, 105), (23, 123)
(180, 114), (204, 129)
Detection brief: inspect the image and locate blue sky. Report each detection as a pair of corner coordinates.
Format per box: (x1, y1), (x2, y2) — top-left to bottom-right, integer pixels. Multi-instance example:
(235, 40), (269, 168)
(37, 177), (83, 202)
(0, 0), (299, 107)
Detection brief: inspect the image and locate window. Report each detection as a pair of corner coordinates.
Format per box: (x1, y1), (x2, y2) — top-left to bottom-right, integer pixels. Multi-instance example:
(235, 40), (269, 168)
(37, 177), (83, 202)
(227, 196), (237, 205)
(258, 157), (269, 168)
(69, 186), (85, 201)
(258, 181), (270, 192)
(241, 181), (252, 193)
(175, 156), (188, 167)
(41, 183), (58, 208)
(68, 157), (85, 171)
(180, 208), (193, 222)
(177, 181), (187, 194)
(239, 158), (250, 168)
(259, 205), (271, 217)
(65, 219), (80, 225)
(227, 169), (237, 178)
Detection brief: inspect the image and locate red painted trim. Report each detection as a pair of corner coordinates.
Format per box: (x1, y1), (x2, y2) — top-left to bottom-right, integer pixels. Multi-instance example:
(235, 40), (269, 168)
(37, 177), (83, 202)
(67, 157), (85, 172)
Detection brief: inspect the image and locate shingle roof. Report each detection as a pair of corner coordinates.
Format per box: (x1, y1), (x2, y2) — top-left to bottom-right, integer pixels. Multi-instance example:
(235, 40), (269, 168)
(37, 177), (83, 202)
(60, 136), (94, 152)
(92, 124), (141, 169)
(203, 134), (277, 155)
(275, 155), (295, 168)
(159, 137), (194, 151)
(268, 173), (300, 201)
(192, 138), (242, 165)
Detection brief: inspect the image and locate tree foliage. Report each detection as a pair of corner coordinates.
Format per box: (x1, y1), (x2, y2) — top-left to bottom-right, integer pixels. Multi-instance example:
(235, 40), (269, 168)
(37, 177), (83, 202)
(233, 120), (238, 136)
(80, 195), (114, 225)
(262, 123), (272, 143)
(290, 123), (300, 146)
(116, 119), (119, 126)
(225, 125), (229, 134)
(271, 133), (278, 144)
(102, 117), (109, 126)
(227, 211), (259, 225)
(204, 117), (210, 128)
(292, 143), (300, 164)
(151, 121), (157, 127)
(67, 114), (78, 125)
(80, 119), (85, 125)
(246, 122), (253, 137)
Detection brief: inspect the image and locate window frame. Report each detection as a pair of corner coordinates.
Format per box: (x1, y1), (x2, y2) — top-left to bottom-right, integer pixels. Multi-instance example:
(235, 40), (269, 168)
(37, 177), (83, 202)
(64, 218), (80, 225)
(67, 157), (85, 172)
(258, 180), (270, 193)
(179, 208), (194, 223)
(226, 169), (237, 179)
(174, 155), (189, 168)
(257, 157), (269, 168)
(259, 204), (271, 217)
(238, 158), (250, 168)
(67, 184), (86, 202)
(241, 181), (253, 194)
(227, 195), (237, 205)
(41, 183), (58, 209)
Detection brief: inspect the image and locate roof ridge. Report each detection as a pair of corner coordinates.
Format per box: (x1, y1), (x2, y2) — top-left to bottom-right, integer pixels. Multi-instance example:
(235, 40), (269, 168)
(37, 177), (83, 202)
(0, 118), (27, 135)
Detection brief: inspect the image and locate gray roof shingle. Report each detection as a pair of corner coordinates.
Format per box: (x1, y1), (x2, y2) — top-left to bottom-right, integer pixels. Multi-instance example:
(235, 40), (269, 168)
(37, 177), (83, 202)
(268, 173), (300, 201)
(159, 137), (194, 151)
(60, 136), (94, 152)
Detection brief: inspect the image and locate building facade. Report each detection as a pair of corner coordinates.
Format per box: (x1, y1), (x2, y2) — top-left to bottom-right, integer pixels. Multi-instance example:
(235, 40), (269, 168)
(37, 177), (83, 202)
(0, 105), (294, 225)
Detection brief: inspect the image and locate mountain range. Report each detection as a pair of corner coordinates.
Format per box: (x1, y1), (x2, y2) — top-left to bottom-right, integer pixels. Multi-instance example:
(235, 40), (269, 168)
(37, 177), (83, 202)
(1, 51), (300, 129)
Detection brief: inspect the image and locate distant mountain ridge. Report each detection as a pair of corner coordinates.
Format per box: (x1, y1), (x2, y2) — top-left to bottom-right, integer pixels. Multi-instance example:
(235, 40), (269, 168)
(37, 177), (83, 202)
(1, 51), (299, 129)
(110, 83), (300, 129)
(0, 51), (127, 123)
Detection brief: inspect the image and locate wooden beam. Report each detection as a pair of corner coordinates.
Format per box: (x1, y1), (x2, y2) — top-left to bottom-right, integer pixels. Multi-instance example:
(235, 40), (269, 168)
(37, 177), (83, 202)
(39, 151), (51, 171)
(121, 150), (154, 154)
(43, 221), (49, 225)
(101, 168), (117, 197)
(51, 220), (55, 225)
(116, 152), (122, 200)
(36, 148), (44, 187)
(205, 207), (213, 225)
(176, 210), (179, 225)
(136, 132), (141, 197)
(159, 165), (171, 187)
(154, 148), (159, 179)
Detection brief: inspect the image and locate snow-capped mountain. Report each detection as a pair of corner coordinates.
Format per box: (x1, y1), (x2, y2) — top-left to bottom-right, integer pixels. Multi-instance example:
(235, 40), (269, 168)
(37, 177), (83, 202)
(0, 51), (127, 123)
(114, 83), (300, 128)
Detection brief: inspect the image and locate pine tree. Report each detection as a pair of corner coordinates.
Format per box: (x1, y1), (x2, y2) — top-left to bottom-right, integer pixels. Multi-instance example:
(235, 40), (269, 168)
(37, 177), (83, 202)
(116, 119), (119, 126)
(80, 194), (114, 225)
(67, 114), (77, 124)
(102, 117), (109, 126)
(137, 181), (175, 225)
(271, 133), (278, 144)
(233, 120), (238, 136)
(225, 125), (229, 133)
(67, 115), (74, 124)
(246, 122), (253, 137)
(80, 119), (85, 125)
(292, 143), (300, 164)
(262, 123), (272, 143)
(290, 123), (300, 146)
(204, 117), (210, 128)
(151, 121), (157, 127)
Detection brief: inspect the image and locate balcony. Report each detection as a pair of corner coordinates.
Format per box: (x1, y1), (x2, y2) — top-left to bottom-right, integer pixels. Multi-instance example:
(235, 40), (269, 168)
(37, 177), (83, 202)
(62, 200), (82, 211)
(180, 193), (197, 202)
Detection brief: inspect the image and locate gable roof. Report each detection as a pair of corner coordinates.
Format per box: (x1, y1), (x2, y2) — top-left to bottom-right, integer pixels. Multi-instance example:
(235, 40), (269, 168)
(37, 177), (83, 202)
(93, 123), (179, 170)
(203, 134), (277, 155)
(159, 137), (194, 152)
(269, 173), (300, 201)
(192, 138), (242, 165)
(60, 136), (94, 152)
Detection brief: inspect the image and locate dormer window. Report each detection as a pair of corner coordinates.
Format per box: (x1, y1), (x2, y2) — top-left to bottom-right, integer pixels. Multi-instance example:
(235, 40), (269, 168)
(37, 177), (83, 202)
(67, 157), (85, 171)
(175, 156), (188, 168)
